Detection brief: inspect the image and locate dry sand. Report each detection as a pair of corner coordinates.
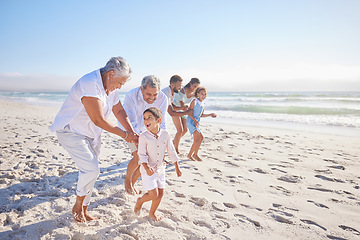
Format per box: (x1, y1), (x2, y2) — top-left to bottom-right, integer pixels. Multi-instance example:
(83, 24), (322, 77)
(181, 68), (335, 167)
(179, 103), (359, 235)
(0, 99), (359, 240)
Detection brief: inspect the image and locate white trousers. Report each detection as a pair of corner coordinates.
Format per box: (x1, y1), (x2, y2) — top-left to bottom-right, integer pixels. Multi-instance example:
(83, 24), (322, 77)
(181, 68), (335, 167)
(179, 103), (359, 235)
(56, 126), (101, 206)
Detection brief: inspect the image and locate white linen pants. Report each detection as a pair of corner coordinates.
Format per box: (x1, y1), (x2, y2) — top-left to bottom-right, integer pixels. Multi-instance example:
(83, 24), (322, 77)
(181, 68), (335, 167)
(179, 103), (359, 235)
(56, 126), (101, 206)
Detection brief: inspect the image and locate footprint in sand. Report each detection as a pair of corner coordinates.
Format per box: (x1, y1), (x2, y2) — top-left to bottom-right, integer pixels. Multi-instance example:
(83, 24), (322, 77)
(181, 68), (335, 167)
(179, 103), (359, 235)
(323, 158), (338, 164)
(223, 202), (237, 209)
(208, 188), (224, 196)
(271, 214), (293, 224)
(314, 175), (345, 183)
(307, 186), (333, 192)
(326, 235), (347, 240)
(234, 214), (261, 228)
(301, 219), (327, 231)
(212, 202), (226, 212)
(277, 175), (302, 183)
(190, 197), (207, 207)
(252, 168), (268, 174)
(328, 165), (345, 170)
(271, 168), (287, 173)
(239, 203), (262, 212)
(338, 225), (360, 236)
(237, 189), (251, 198)
(307, 200), (329, 209)
(173, 191), (186, 198)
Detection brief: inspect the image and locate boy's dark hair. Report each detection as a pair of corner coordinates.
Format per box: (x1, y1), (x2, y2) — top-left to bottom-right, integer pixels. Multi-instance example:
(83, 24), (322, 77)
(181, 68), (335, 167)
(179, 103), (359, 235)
(170, 75), (183, 84)
(195, 86), (207, 98)
(184, 78), (200, 89)
(143, 107), (163, 120)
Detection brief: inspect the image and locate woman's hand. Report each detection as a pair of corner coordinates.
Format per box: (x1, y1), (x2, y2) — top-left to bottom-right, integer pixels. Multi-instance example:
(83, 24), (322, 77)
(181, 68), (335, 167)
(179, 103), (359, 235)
(211, 113), (217, 118)
(194, 119), (200, 128)
(124, 131), (139, 144)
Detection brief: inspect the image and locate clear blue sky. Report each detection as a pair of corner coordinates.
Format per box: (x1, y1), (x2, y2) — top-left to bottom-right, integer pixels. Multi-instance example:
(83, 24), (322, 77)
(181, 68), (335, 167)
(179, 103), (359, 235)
(0, 0), (359, 92)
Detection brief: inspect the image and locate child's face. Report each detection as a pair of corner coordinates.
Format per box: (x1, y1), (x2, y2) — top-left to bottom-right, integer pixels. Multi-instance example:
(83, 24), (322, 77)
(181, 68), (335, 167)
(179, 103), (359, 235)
(143, 111), (161, 133)
(197, 90), (207, 102)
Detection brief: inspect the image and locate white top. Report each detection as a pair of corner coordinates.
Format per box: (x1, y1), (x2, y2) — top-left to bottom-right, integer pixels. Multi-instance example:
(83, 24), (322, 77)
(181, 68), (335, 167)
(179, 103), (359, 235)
(161, 86), (174, 105)
(138, 129), (179, 172)
(173, 88), (193, 107)
(49, 69), (120, 143)
(120, 86), (168, 134)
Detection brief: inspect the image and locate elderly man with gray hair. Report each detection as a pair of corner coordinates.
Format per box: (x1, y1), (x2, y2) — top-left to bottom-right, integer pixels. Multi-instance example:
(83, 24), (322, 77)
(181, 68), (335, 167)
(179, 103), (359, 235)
(50, 57), (138, 224)
(119, 75), (168, 195)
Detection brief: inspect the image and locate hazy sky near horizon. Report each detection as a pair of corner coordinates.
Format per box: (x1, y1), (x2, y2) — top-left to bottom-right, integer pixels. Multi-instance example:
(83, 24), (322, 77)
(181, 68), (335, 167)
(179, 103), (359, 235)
(0, 0), (359, 92)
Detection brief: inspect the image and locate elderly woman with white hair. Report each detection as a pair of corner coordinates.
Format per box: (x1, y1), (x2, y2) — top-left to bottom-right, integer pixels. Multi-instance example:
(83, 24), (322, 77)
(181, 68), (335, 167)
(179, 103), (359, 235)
(50, 56), (138, 224)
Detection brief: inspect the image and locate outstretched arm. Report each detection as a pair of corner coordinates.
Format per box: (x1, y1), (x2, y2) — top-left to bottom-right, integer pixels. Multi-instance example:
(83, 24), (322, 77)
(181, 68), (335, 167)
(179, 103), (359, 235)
(167, 104), (193, 117)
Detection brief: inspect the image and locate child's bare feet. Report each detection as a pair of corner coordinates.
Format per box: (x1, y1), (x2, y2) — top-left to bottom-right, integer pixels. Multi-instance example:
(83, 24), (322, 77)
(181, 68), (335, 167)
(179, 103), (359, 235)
(187, 154), (196, 161)
(149, 212), (162, 221)
(134, 197), (142, 215)
(193, 155), (203, 161)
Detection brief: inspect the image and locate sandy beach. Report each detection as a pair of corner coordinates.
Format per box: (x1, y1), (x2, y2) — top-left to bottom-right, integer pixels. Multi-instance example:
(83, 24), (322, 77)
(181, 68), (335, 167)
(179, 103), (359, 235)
(0, 99), (359, 240)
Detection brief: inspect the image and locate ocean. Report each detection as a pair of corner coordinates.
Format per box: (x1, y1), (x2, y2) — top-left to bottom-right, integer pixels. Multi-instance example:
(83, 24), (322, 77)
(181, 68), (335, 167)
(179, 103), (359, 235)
(1, 91), (360, 137)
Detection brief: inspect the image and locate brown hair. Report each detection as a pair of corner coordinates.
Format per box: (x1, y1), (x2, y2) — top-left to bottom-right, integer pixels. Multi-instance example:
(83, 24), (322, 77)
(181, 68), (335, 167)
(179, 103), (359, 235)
(170, 75), (183, 84)
(184, 78), (200, 89)
(194, 86), (207, 98)
(143, 107), (163, 120)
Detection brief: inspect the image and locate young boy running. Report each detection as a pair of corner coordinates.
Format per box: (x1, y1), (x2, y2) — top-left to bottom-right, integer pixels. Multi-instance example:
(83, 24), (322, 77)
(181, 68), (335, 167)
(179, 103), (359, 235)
(134, 107), (182, 221)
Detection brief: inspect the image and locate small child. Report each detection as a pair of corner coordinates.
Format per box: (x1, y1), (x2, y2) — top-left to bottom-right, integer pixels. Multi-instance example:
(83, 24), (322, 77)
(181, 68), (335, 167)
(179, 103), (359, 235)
(187, 87), (217, 161)
(134, 107), (182, 221)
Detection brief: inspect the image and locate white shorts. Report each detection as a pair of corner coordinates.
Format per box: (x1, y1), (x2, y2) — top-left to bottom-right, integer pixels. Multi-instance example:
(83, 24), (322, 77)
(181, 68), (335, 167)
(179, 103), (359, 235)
(140, 166), (166, 192)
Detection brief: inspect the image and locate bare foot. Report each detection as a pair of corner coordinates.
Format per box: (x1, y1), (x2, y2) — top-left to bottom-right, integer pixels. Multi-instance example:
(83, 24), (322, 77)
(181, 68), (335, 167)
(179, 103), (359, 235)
(187, 154), (196, 161)
(193, 155), (203, 161)
(83, 206), (99, 221)
(125, 177), (135, 195)
(72, 205), (86, 224)
(149, 212), (162, 221)
(134, 197), (142, 215)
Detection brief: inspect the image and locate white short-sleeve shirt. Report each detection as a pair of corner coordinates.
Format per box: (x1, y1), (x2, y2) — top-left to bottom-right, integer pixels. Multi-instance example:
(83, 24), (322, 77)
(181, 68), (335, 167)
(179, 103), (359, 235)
(161, 86), (174, 105)
(49, 69), (120, 141)
(120, 87), (168, 134)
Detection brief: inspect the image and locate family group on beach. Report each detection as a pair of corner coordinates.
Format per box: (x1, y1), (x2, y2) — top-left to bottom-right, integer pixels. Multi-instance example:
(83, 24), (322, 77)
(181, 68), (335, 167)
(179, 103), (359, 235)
(49, 57), (216, 224)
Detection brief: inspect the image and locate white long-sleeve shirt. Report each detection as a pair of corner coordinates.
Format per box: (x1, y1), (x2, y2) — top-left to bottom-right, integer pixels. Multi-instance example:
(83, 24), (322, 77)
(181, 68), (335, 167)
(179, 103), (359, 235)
(119, 87), (168, 134)
(138, 129), (179, 172)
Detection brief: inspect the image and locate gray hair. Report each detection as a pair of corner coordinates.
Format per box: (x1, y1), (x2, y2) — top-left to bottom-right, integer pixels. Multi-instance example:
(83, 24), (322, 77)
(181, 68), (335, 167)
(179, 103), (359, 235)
(100, 56), (132, 79)
(141, 75), (160, 90)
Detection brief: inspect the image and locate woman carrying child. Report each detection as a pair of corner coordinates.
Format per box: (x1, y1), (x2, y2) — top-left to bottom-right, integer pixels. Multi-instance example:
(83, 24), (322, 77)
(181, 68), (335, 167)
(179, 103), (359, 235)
(172, 78), (200, 154)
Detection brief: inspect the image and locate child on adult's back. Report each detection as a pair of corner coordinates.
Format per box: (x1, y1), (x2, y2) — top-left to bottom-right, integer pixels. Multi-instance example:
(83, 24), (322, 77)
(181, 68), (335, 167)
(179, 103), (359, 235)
(134, 107), (182, 221)
(187, 87), (217, 161)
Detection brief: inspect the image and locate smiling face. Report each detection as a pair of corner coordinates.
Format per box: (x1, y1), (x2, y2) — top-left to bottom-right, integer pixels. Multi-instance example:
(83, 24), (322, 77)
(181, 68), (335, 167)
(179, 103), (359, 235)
(189, 82), (200, 92)
(171, 81), (182, 93)
(108, 76), (128, 92)
(143, 111), (161, 134)
(141, 86), (159, 104)
(197, 89), (207, 102)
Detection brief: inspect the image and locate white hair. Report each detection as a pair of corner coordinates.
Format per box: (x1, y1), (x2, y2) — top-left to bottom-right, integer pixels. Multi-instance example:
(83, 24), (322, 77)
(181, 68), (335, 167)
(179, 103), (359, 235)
(100, 56), (132, 79)
(141, 75), (160, 90)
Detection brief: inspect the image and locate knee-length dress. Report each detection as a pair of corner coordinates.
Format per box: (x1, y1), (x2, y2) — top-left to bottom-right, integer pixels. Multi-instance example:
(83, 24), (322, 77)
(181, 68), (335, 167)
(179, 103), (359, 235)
(186, 98), (205, 134)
